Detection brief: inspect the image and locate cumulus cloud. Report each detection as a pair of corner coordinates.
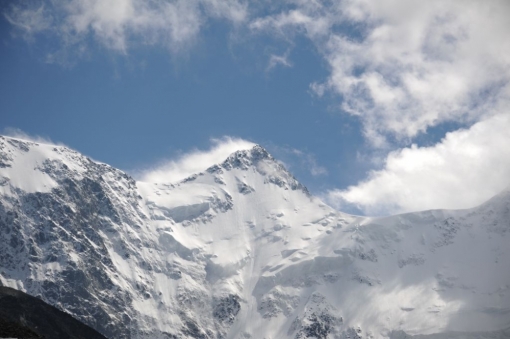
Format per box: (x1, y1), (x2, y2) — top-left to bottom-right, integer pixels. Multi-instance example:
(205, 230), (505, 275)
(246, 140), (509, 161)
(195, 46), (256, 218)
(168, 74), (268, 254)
(325, 113), (510, 216)
(253, 0), (510, 145)
(4, 0), (247, 54)
(137, 136), (255, 183)
(251, 0), (510, 214)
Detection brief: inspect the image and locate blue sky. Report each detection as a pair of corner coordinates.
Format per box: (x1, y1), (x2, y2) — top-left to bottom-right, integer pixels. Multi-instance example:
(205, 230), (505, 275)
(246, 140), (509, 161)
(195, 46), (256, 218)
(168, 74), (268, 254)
(1, 0), (510, 216)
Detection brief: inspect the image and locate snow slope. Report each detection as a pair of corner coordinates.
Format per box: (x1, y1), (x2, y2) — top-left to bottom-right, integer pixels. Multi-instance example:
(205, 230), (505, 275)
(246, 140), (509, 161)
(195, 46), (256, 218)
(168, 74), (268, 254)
(0, 135), (509, 339)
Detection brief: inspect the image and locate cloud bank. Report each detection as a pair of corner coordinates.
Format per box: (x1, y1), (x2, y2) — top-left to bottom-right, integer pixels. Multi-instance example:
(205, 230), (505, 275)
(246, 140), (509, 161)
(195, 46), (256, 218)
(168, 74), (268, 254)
(138, 137), (255, 184)
(325, 113), (510, 215)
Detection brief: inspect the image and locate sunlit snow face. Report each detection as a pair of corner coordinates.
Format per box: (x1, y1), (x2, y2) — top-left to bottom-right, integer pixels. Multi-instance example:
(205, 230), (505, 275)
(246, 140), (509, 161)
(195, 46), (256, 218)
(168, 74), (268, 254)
(0, 136), (87, 195)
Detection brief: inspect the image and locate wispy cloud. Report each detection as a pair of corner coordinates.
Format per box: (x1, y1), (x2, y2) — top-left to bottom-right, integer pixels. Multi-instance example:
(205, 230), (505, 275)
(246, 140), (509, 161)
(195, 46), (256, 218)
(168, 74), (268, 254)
(136, 136), (255, 183)
(269, 145), (328, 178)
(266, 52), (292, 72)
(290, 149), (327, 177)
(4, 2), (52, 38)
(1, 127), (66, 146)
(4, 0), (248, 57)
(325, 113), (510, 216)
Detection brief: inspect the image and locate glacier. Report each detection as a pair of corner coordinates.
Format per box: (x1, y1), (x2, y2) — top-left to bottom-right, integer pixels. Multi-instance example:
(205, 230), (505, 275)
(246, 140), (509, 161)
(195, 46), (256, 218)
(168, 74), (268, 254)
(0, 135), (509, 339)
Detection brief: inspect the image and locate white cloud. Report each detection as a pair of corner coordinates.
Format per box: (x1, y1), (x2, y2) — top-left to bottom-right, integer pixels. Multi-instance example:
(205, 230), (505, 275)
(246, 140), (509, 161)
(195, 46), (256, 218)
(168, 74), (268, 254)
(325, 113), (510, 216)
(4, 0), (248, 54)
(137, 136), (255, 183)
(253, 0), (510, 145)
(8, 1), (510, 140)
(252, 0), (510, 214)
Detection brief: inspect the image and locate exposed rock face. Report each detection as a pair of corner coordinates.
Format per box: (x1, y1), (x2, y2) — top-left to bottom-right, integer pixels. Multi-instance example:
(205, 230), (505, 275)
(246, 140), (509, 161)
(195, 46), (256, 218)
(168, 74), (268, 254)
(0, 137), (143, 338)
(1, 135), (510, 339)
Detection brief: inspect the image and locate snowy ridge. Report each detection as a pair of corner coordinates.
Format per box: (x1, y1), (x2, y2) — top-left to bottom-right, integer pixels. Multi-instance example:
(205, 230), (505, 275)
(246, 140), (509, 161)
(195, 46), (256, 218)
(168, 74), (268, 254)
(0, 135), (509, 339)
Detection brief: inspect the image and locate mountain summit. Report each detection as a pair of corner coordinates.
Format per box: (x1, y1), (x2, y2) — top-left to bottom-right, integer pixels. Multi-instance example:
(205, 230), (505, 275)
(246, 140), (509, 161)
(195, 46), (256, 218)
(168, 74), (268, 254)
(0, 135), (509, 339)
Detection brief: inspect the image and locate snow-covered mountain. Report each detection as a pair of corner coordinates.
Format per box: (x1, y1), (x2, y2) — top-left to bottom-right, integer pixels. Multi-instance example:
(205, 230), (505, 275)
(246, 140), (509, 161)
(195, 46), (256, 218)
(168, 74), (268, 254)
(0, 135), (509, 339)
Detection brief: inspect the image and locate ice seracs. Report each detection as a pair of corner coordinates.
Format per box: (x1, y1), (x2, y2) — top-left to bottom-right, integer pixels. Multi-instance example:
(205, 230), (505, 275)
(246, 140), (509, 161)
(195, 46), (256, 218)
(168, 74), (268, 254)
(0, 135), (509, 339)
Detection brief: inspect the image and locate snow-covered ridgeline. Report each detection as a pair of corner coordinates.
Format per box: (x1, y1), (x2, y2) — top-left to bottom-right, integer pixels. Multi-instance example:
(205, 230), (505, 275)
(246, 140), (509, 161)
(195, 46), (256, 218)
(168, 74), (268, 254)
(0, 135), (509, 339)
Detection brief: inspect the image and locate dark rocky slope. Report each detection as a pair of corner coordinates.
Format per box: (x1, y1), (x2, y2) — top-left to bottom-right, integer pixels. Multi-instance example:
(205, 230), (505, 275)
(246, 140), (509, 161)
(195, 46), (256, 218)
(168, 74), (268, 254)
(0, 286), (108, 339)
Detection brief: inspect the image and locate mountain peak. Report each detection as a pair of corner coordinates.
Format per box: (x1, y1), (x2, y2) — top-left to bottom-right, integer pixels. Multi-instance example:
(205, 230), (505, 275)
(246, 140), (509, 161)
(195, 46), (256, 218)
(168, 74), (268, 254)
(220, 145), (272, 169)
(201, 145), (310, 195)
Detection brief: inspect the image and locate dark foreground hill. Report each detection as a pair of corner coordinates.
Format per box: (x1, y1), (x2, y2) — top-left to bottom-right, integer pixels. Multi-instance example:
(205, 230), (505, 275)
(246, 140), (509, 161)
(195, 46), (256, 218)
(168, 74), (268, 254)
(0, 286), (108, 339)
